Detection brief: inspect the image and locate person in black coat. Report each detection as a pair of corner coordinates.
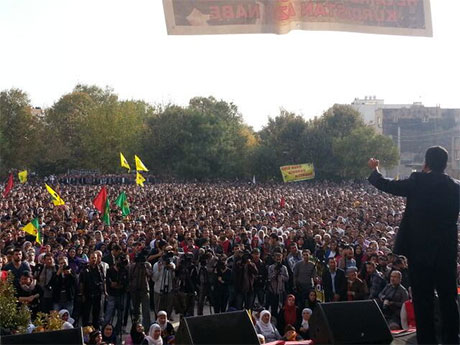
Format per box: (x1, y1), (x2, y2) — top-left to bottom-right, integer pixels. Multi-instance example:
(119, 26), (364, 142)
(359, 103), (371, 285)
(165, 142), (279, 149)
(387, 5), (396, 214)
(277, 294), (301, 334)
(368, 146), (460, 345)
(322, 257), (347, 302)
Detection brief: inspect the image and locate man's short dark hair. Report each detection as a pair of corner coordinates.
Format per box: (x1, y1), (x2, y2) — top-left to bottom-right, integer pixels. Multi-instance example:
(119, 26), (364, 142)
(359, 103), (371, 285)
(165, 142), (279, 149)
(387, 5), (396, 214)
(425, 146), (448, 173)
(111, 244), (122, 252)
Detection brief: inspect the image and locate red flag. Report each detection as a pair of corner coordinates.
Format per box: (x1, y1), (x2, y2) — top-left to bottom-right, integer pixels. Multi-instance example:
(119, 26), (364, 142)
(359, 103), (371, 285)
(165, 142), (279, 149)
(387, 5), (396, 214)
(93, 186), (108, 213)
(280, 197), (286, 208)
(2, 173), (14, 198)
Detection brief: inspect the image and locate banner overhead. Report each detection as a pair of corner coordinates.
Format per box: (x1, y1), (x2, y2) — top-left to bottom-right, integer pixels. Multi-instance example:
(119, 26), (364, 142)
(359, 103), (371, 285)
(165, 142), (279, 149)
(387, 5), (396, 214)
(280, 163), (315, 182)
(163, 0), (432, 37)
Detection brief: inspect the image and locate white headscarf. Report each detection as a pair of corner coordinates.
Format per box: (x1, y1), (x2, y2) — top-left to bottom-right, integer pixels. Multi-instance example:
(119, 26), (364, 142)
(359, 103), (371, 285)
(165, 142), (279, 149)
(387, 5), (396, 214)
(301, 308), (312, 329)
(256, 310), (275, 335)
(58, 309), (75, 326)
(156, 310), (168, 331)
(144, 324), (163, 345)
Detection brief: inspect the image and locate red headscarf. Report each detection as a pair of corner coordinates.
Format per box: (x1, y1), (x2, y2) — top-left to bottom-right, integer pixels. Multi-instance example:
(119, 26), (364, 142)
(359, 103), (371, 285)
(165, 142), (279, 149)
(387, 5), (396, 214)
(284, 294), (297, 327)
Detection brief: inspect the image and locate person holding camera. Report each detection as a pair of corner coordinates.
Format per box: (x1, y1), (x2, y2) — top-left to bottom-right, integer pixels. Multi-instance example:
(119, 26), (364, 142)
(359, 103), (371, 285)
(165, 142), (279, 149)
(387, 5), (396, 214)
(153, 246), (176, 318)
(129, 251), (152, 331)
(251, 248), (268, 308)
(267, 251), (289, 318)
(104, 253), (129, 336)
(233, 250), (258, 310)
(51, 256), (77, 314)
(80, 252), (106, 329)
(35, 252), (57, 313)
(213, 255), (231, 313)
(175, 252), (198, 317)
(196, 250), (213, 316)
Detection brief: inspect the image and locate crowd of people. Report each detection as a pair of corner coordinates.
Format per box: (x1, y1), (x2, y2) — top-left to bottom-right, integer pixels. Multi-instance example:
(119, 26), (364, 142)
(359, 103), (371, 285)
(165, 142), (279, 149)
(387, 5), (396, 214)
(0, 177), (452, 344)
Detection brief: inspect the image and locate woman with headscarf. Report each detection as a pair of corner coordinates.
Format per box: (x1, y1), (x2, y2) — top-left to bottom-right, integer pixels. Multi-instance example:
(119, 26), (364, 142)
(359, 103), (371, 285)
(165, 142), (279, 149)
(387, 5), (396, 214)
(155, 311), (175, 344)
(304, 289), (320, 312)
(255, 310), (282, 343)
(58, 309), (75, 330)
(142, 324), (163, 345)
(88, 330), (103, 345)
(299, 308), (312, 340)
(276, 294), (301, 334)
(102, 323), (117, 345)
(126, 323), (145, 345)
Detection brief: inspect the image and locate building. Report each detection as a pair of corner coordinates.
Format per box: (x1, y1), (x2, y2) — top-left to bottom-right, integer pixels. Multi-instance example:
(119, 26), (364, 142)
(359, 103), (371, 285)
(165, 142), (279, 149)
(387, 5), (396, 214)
(350, 97), (460, 179)
(30, 106), (45, 118)
(351, 96), (411, 132)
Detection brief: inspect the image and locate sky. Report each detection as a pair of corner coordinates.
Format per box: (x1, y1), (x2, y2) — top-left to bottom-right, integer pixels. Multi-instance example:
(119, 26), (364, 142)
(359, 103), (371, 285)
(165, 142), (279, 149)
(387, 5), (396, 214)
(0, 0), (459, 130)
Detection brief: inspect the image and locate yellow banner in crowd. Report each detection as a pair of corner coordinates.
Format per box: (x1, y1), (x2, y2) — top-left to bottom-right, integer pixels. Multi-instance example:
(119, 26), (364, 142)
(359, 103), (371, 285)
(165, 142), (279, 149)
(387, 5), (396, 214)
(280, 163), (315, 182)
(163, 0), (432, 37)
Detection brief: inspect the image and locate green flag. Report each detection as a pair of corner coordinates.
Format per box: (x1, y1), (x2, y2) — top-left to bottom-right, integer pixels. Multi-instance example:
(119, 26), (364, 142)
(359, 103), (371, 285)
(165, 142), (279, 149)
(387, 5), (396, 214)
(103, 198), (111, 225)
(115, 192), (130, 216)
(22, 218), (42, 244)
(36, 227), (43, 245)
(23, 218), (40, 237)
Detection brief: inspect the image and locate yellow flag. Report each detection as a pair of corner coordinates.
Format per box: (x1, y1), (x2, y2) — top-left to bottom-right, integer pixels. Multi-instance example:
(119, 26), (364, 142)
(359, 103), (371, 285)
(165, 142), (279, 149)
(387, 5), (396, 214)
(22, 218), (39, 236)
(120, 152), (131, 171)
(18, 170), (28, 184)
(134, 155), (149, 172)
(45, 183), (65, 206)
(136, 171), (146, 187)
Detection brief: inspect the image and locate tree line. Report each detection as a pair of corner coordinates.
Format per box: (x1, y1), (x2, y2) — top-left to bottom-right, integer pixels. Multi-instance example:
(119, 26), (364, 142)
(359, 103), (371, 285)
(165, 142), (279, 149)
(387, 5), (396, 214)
(0, 85), (398, 181)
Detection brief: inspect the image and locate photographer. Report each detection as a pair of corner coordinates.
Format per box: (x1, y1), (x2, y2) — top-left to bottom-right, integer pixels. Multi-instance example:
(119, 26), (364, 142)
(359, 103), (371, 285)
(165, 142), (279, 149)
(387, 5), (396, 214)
(174, 252), (198, 317)
(104, 254), (129, 336)
(267, 252), (289, 318)
(153, 246), (176, 317)
(80, 252), (106, 329)
(233, 250), (258, 310)
(196, 249), (214, 316)
(51, 256), (77, 314)
(213, 255), (231, 313)
(35, 252), (57, 313)
(251, 248), (268, 308)
(128, 251), (152, 331)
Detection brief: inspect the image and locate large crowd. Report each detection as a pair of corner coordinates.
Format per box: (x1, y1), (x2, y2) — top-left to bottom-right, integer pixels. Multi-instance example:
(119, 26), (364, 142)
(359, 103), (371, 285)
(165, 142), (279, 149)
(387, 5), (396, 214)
(1, 176), (455, 345)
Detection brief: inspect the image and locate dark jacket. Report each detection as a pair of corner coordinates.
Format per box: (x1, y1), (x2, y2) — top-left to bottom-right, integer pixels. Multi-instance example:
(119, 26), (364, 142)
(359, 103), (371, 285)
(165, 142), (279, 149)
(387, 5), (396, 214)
(322, 268), (347, 302)
(233, 260), (258, 293)
(51, 271), (77, 301)
(277, 306), (302, 334)
(348, 278), (367, 301)
(368, 170), (460, 263)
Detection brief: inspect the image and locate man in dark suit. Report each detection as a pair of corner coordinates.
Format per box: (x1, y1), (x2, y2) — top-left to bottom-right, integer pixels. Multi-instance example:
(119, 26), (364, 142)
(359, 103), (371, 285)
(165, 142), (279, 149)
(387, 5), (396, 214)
(368, 146), (460, 344)
(322, 257), (347, 302)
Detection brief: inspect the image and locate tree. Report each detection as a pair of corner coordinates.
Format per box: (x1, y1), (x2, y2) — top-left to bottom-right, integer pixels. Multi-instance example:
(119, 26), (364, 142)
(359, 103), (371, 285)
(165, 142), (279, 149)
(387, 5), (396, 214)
(42, 90), (96, 173)
(0, 89), (43, 175)
(142, 97), (255, 180)
(252, 110), (308, 179)
(332, 126), (399, 179)
(307, 105), (366, 179)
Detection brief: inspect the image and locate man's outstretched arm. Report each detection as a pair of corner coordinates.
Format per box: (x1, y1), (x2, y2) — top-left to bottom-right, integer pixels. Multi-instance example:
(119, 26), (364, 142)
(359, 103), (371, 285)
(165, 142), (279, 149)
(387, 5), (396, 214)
(367, 158), (414, 198)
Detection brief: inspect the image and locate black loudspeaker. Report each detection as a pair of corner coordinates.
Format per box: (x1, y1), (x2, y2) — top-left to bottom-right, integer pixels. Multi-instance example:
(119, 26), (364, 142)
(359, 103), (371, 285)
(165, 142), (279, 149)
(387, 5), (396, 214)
(310, 300), (393, 344)
(1, 327), (84, 345)
(176, 310), (259, 345)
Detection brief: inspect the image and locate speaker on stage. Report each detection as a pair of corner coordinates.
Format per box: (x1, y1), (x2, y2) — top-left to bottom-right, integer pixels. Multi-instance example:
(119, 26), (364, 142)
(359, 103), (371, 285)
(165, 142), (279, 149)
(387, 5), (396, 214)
(176, 310), (259, 345)
(1, 327), (84, 345)
(310, 300), (393, 344)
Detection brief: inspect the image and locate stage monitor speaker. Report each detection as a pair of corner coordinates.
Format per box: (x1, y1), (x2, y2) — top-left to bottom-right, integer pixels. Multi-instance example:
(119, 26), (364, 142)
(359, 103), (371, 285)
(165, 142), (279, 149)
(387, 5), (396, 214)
(176, 310), (259, 345)
(310, 300), (393, 344)
(1, 327), (84, 345)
